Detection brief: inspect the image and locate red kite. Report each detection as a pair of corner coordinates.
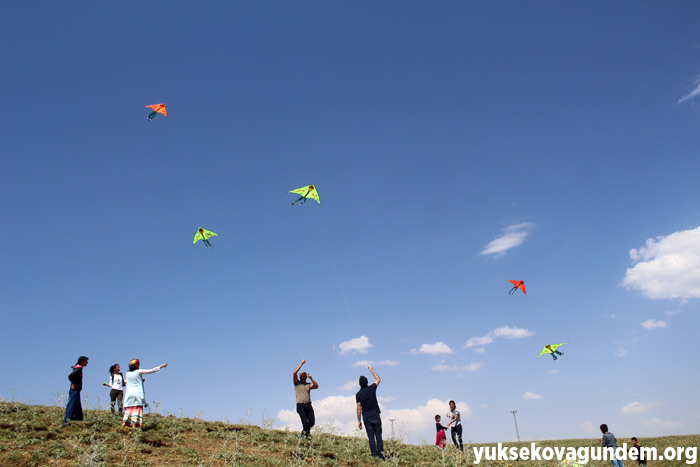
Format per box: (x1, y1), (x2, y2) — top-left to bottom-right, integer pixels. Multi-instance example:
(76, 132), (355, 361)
(146, 104), (167, 122)
(508, 280), (526, 295)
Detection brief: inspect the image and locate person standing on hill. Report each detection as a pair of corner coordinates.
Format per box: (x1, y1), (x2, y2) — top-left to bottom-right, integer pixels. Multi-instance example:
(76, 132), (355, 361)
(446, 400), (464, 451)
(293, 359), (319, 438)
(600, 423), (624, 467)
(629, 437), (647, 467)
(356, 366), (384, 460)
(435, 414), (448, 448)
(103, 363), (125, 417)
(64, 356), (88, 425)
(122, 359), (168, 429)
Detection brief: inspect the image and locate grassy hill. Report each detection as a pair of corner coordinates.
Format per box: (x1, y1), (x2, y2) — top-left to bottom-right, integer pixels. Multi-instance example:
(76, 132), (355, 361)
(1, 401), (697, 466)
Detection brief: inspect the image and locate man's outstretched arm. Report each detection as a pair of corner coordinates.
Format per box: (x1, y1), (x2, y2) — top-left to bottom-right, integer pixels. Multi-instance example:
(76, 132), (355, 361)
(368, 366), (381, 386)
(293, 359), (305, 384)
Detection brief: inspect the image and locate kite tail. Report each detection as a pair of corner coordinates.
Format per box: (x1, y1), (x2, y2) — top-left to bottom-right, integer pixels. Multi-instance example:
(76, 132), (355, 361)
(291, 196), (306, 205)
(203, 239), (213, 248)
(509, 287), (517, 294)
(147, 111), (158, 122)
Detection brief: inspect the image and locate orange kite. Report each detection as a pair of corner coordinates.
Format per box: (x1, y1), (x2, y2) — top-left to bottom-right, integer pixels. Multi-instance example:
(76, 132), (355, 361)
(146, 104), (167, 122)
(508, 280), (526, 295)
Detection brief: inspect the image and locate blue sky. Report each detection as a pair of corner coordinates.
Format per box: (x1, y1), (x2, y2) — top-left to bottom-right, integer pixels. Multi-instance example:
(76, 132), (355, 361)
(1, 2), (699, 444)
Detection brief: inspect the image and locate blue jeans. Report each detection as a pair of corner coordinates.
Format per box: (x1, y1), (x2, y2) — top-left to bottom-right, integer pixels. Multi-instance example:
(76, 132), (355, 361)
(64, 389), (83, 424)
(364, 416), (384, 458)
(611, 459), (624, 467)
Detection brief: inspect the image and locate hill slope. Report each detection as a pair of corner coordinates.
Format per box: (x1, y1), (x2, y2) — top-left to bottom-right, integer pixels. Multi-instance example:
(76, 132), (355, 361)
(1, 401), (697, 466)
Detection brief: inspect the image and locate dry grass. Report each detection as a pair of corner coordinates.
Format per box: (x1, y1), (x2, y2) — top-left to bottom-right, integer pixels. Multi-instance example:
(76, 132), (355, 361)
(0, 400), (697, 466)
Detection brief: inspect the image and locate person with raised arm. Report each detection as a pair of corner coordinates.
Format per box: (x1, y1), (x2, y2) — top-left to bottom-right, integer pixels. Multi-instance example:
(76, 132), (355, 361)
(293, 359), (319, 438)
(356, 366), (384, 459)
(122, 359), (168, 429)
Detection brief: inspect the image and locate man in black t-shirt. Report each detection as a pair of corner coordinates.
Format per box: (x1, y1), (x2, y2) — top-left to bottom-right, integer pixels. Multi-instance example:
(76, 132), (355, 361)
(356, 366), (384, 459)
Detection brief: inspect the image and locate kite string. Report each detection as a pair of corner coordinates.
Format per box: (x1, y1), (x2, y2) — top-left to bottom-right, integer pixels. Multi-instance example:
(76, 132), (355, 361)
(215, 225), (306, 360)
(165, 123), (216, 206)
(314, 205), (359, 336)
(165, 120), (304, 359)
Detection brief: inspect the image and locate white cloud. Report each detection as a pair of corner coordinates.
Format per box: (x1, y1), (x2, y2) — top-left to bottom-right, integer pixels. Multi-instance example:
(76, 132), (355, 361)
(523, 392), (543, 400)
(465, 326), (534, 349)
(465, 336), (494, 348)
(493, 326), (535, 339)
(338, 381), (358, 391)
(621, 401), (661, 414)
(622, 226), (700, 300)
(353, 360), (372, 367)
(432, 362), (483, 372)
(678, 77), (700, 104)
(379, 360), (399, 366)
(353, 359), (399, 367)
(277, 396), (470, 443)
(643, 417), (681, 429)
(580, 421), (598, 433)
(615, 345), (628, 358)
(640, 319), (667, 330)
(665, 309), (683, 317)
(278, 395), (360, 436)
(384, 399), (471, 441)
(479, 223), (535, 256)
(474, 347), (486, 354)
(412, 341), (453, 355)
(339, 336), (372, 355)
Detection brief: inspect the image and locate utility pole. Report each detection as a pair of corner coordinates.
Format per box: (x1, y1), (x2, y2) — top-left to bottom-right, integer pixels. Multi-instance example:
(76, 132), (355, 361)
(511, 410), (520, 442)
(389, 419), (396, 440)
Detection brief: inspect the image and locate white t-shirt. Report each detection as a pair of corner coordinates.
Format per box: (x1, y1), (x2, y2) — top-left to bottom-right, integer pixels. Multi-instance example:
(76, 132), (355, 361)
(448, 409), (461, 426)
(109, 373), (125, 390)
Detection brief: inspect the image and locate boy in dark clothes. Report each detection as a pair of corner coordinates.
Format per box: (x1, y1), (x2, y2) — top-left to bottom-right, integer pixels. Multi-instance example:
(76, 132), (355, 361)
(629, 437), (647, 466)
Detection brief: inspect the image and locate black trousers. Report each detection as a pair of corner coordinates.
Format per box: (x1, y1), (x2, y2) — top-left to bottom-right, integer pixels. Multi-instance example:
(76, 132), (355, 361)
(451, 424), (463, 450)
(110, 389), (123, 414)
(296, 403), (315, 436)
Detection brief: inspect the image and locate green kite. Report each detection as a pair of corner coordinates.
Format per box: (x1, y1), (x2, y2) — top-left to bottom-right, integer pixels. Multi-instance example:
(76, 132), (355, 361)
(538, 343), (567, 361)
(289, 184), (320, 205)
(193, 227), (217, 248)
